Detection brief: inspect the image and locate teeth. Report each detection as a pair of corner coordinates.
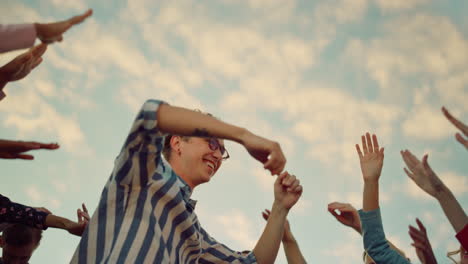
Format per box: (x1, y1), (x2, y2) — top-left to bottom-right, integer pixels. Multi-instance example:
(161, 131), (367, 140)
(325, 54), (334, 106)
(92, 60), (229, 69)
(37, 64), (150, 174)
(204, 160), (215, 170)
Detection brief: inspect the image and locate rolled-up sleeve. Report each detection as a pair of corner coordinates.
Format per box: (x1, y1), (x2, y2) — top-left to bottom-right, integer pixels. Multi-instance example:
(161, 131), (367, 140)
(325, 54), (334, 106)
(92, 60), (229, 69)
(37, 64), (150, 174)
(199, 227), (257, 264)
(0, 24), (36, 53)
(0, 194), (49, 230)
(359, 208), (410, 264)
(114, 99), (168, 186)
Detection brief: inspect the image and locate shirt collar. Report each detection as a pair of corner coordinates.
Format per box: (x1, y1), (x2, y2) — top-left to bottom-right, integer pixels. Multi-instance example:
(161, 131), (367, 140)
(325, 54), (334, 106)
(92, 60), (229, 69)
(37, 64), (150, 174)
(162, 156), (198, 209)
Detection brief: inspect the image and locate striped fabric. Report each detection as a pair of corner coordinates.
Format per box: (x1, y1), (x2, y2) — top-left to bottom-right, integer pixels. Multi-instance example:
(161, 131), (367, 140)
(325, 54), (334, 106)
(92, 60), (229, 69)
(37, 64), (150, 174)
(71, 100), (257, 264)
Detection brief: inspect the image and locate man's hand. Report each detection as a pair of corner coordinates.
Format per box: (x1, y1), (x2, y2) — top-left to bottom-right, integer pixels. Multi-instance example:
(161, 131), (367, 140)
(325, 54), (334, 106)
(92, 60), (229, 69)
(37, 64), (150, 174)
(401, 151), (447, 199)
(262, 209), (294, 242)
(242, 132), (286, 175)
(0, 44), (47, 87)
(327, 202), (362, 234)
(35, 9), (93, 43)
(442, 106), (468, 149)
(355, 133), (384, 182)
(274, 172), (302, 210)
(408, 218), (437, 264)
(0, 139), (59, 159)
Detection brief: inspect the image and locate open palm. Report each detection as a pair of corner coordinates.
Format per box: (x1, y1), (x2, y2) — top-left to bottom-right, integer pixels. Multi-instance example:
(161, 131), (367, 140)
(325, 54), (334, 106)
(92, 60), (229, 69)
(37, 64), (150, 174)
(356, 133), (384, 181)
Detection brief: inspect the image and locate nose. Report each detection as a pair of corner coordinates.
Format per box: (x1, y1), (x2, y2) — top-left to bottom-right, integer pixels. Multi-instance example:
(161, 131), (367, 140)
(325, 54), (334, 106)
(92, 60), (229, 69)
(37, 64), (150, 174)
(212, 147), (222, 160)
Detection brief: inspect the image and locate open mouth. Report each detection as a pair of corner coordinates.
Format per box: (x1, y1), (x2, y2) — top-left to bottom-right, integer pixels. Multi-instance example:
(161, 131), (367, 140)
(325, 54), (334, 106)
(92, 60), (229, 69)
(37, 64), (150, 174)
(203, 159), (216, 171)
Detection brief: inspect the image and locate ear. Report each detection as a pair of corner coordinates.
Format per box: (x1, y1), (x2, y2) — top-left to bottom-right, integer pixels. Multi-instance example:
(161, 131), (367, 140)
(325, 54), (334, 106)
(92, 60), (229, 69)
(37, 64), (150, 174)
(170, 136), (182, 154)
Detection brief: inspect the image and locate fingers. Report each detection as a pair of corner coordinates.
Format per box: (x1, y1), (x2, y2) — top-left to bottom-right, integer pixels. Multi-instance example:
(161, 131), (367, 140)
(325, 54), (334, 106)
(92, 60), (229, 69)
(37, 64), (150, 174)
(372, 134), (380, 152)
(361, 135), (368, 154)
(38, 142), (60, 150)
(68, 9), (93, 26)
(264, 143), (286, 175)
(455, 133), (468, 149)
(14, 154), (35, 160)
(366, 133), (373, 153)
(355, 144), (363, 159)
(31, 43), (48, 57)
(442, 106), (468, 136)
(415, 218), (426, 234)
(421, 154), (436, 177)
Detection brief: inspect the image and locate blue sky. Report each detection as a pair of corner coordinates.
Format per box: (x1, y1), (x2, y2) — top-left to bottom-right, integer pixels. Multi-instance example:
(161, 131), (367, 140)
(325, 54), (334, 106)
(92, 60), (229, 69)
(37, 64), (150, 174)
(1, 0), (467, 263)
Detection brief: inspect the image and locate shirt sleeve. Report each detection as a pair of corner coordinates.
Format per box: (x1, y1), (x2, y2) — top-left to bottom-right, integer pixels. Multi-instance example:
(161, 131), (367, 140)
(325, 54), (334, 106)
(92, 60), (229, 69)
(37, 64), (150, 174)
(0, 194), (49, 230)
(0, 24), (37, 53)
(358, 208), (410, 264)
(198, 227), (257, 264)
(456, 224), (468, 250)
(113, 99), (168, 186)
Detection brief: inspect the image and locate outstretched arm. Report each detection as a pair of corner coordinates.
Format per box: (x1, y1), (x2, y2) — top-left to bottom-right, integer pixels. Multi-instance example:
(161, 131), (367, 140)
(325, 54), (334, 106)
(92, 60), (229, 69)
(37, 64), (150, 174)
(0, 139), (58, 159)
(157, 104), (286, 175)
(357, 133), (410, 264)
(262, 209), (306, 264)
(401, 151), (467, 234)
(253, 172), (303, 264)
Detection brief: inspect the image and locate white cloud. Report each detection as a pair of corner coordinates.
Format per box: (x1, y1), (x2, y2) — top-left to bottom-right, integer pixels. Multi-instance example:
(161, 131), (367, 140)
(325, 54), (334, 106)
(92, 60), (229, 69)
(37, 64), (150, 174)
(374, 0), (429, 11)
(48, 0), (87, 11)
(0, 90), (92, 156)
(323, 230), (363, 264)
(215, 209), (257, 249)
(402, 104), (455, 140)
(25, 185), (43, 203)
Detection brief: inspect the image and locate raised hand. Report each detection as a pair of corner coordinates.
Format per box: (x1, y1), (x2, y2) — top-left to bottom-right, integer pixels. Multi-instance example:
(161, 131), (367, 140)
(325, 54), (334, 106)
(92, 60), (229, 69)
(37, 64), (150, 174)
(408, 218), (437, 264)
(77, 203), (90, 225)
(442, 106), (468, 149)
(274, 172), (302, 210)
(401, 151), (447, 199)
(262, 209), (293, 242)
(242, 132), (286, 175)
(0, 139), (59, 159)
(0, 44), (47, 97)
(327, 202), (362, 234)
(65, 203), (90, 237)
(35, 9), (93, 43)
(356, 133), (385, 182)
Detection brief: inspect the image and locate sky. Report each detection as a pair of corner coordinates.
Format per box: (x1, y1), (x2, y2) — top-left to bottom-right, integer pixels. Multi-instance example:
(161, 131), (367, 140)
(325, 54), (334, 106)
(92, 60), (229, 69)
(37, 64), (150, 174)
(1, 0), (467, 263)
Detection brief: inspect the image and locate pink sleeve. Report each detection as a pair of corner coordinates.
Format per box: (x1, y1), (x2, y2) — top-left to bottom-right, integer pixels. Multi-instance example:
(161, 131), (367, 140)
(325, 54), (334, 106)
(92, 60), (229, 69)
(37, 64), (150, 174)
(0, 23), (37, 53)
(456, 224), (468, 251)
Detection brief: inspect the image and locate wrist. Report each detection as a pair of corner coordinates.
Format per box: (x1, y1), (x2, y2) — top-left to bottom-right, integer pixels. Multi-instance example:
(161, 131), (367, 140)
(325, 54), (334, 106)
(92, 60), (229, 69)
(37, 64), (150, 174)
(434, 185), (451, 201)
(271, 201), (290, 217)
(363, 179), (379, 186)
(282, 231), (295, 243)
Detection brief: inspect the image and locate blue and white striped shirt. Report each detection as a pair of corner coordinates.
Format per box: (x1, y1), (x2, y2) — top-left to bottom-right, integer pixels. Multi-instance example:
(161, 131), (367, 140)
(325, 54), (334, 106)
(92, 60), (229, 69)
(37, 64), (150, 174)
(71, 100), (257, 264)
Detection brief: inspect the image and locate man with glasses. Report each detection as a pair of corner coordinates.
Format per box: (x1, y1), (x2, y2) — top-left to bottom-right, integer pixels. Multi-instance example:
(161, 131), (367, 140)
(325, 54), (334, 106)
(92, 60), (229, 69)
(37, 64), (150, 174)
(72, 99), (303, 263)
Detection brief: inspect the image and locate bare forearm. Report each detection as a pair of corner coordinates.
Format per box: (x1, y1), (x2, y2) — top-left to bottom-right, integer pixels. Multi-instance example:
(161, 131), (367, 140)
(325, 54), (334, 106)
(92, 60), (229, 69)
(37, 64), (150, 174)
(45, 214), (72, 230)
(363, 181), (379, 212)
(282, 238), (307, 264)
(436, 188), (468, 233)
(157, 104), (249, 143)
(253, 202), (288, 264)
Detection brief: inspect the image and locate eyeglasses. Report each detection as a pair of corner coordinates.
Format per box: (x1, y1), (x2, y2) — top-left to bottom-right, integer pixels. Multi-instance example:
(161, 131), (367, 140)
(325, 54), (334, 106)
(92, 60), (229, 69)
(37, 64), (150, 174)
(206, 138), (230, 160)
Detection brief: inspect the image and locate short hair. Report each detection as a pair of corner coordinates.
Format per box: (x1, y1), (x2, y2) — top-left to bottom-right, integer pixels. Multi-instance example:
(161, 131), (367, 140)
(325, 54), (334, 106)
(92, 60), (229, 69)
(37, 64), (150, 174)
(2, 224), (43, 247)
(161, 110), (216, 162)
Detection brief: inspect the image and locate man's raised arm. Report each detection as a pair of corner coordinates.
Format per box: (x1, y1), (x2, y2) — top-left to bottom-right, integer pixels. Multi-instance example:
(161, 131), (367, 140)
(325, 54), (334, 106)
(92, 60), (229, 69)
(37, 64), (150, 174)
(157, 104), (286, 175)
